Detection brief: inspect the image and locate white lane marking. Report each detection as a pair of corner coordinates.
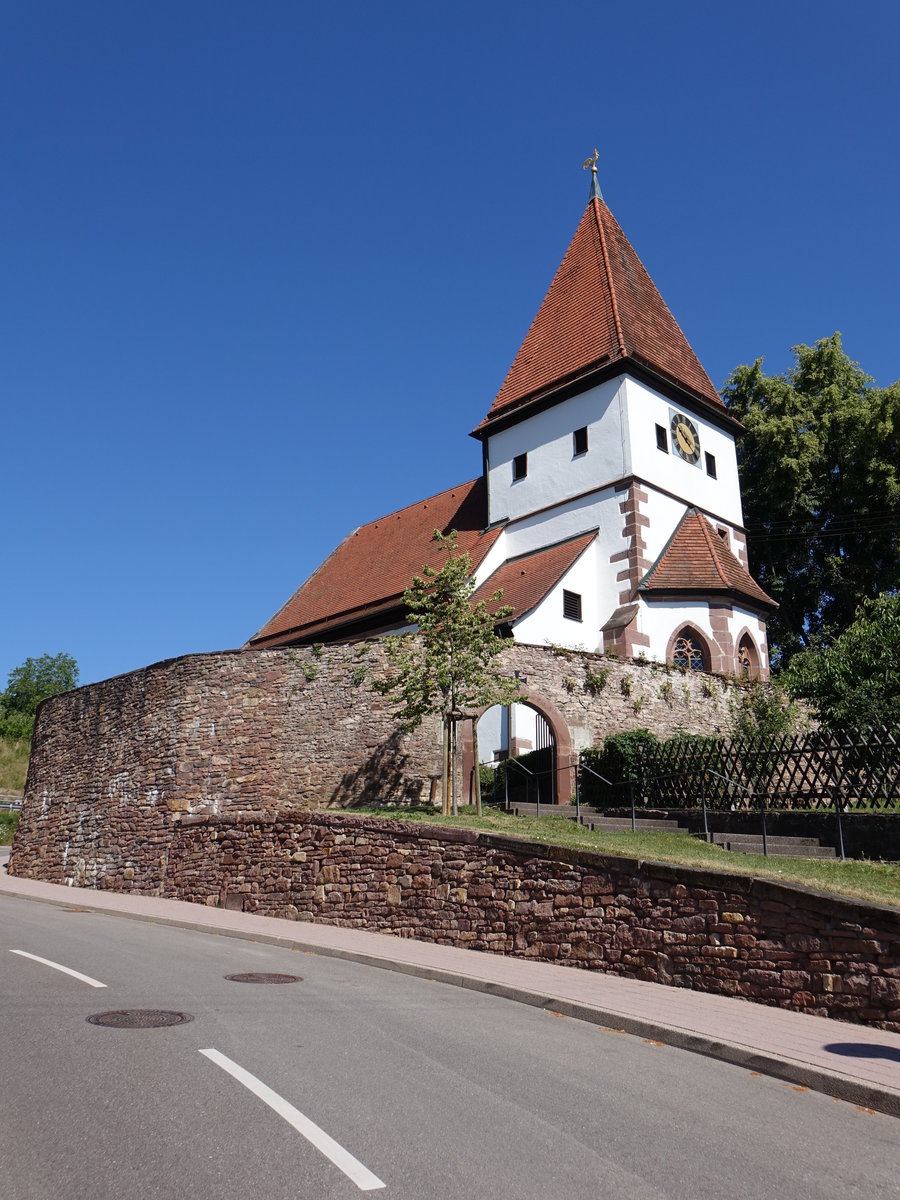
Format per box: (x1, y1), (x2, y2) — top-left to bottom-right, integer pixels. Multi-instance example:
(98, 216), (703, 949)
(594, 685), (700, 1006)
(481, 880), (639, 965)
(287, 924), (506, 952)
(199, 1048), (385, 1191)
(9, 949), (107, 988)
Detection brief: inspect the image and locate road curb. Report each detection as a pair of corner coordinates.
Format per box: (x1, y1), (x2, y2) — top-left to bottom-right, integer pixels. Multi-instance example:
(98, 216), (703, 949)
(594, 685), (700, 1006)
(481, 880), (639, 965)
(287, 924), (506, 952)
(3, 865), (899, 1119)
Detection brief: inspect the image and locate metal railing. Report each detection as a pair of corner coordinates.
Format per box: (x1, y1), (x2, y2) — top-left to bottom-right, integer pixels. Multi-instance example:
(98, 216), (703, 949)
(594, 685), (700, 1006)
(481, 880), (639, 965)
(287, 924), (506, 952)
(577, 763), (637, 831)
(701, 768), (763, 854)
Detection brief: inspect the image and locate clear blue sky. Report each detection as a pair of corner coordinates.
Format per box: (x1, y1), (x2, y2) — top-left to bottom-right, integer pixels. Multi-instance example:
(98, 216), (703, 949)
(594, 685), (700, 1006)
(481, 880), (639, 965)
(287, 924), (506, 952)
(3, 2), (898, 689)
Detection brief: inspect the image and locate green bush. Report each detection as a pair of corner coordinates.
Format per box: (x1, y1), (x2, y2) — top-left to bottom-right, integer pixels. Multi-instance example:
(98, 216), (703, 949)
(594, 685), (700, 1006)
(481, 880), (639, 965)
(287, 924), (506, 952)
(478, 764), (501, 806)
(0, 707), (35, 741)
(492, 746), (555, 807)
(580, 730), (659, 806)
(0, 812), (18, 845)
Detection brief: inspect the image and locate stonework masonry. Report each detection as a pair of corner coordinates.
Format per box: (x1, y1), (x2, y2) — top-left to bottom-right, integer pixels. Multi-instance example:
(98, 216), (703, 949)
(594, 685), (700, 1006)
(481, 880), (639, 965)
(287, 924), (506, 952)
(15, 639), (744, 840)
(13, 809), (900, 1032)
(11, 641), (898, 1029)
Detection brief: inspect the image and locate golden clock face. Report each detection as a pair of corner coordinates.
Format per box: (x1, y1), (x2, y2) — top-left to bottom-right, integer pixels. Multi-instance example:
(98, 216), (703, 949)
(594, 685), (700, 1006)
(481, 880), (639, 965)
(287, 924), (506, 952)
(670, 413), (701, 464)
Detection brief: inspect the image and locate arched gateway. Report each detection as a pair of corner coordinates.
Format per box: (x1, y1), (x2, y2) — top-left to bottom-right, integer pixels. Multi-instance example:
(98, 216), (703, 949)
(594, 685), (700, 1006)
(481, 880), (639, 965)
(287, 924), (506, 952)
(461, 691), (574, 806)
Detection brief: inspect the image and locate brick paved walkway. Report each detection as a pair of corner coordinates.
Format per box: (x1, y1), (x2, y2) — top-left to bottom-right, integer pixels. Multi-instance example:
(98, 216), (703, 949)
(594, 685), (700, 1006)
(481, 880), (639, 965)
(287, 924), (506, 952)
(2, 849), (898, 1116)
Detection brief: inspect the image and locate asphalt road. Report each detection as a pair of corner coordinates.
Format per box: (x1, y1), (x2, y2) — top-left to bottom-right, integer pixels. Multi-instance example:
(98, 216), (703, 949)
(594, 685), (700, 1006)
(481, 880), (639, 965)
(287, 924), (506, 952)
(1, 893), (898, 1200)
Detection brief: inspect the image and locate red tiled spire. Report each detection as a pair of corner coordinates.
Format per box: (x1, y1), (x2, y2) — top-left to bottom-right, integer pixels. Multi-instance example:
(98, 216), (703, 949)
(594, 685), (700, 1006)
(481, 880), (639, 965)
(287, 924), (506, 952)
(639, 509), (776, 611)
(473, 189), (723, 434)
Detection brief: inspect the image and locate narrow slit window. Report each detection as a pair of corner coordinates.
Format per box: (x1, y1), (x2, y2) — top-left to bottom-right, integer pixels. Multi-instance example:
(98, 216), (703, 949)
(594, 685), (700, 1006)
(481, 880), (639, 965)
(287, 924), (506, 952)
(705, 451), (717, 478)
(656, 424), (668, 452)
(573, 426), (588, 456)
(563, 590), (582, 622)
(512, 453), (527, 482)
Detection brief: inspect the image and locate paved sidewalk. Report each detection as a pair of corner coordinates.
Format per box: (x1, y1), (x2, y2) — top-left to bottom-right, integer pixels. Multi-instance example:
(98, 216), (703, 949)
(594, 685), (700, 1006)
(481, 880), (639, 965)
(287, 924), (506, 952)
(2, 848), (899, 1116)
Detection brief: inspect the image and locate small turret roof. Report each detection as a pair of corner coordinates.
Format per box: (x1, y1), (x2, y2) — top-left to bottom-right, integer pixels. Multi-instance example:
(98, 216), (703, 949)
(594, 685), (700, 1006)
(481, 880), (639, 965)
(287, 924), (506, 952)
(639, 508), (777, 612)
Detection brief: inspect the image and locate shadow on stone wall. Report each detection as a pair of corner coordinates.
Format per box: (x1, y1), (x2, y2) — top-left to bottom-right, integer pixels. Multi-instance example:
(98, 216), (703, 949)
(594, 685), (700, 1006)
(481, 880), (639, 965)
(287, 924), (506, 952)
(329, 731), (433, 808)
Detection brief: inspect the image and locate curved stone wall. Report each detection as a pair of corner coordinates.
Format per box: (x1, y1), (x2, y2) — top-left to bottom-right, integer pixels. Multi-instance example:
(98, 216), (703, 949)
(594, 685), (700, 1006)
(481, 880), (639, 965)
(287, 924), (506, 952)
(13, 640), (739, 858)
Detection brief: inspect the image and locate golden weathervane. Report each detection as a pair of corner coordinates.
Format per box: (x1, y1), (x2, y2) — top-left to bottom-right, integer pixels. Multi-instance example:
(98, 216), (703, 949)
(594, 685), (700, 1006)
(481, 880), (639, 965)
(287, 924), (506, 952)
(582, 148), (599, 173)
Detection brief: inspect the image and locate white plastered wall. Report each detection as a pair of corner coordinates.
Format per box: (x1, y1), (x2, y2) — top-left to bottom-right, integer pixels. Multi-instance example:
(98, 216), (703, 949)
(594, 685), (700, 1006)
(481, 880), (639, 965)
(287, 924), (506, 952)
(502, 485), (621, 561)
(640, 488), (691, 565)
(472, 530), (509, 590)
(477, 705), (506, 762)
(512, 541), (603, 651)
(729, 606), (768, 667)
(477, 704), (541, 764)
(624, 376), (744, 527)
(637, 597), (767, 671)
(485, 378), (627, 525)
(638, 598), (715, 664)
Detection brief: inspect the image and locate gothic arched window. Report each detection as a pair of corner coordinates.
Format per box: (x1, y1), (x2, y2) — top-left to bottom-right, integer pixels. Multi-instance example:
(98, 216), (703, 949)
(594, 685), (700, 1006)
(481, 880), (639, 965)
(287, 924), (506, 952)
(672, 629), (708, 672)
(737, 635), (759, 679)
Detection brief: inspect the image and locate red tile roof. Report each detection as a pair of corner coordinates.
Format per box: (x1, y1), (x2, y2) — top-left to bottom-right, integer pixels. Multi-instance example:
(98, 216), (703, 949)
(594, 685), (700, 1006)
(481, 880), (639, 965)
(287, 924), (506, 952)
(639, 509), (776, 611)
(250, 478), (501, 646)
(472, 532), (596, 621)
(474, 196), (722, 433)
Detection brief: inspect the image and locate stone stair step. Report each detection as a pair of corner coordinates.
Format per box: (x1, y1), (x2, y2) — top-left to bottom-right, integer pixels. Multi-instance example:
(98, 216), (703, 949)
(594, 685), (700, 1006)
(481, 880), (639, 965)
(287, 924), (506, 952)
(720, 842), (837, 859)
(715, 835), (830, 854)
(711, 832), (824, 849)
(508, 803), (580, 820)
(707, 833), (836, 859)
(586, 817), (684, 833)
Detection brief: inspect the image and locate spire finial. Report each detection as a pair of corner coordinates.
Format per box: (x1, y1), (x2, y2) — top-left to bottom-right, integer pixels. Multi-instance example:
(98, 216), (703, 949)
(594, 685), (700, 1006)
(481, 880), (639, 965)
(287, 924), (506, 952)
(582, 147), (602, 201)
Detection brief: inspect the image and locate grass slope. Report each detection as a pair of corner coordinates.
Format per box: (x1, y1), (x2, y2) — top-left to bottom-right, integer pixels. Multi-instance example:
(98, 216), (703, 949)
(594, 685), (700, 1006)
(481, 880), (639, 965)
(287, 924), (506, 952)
(0, 736), (29, 792)
(354, 804), (900, 910)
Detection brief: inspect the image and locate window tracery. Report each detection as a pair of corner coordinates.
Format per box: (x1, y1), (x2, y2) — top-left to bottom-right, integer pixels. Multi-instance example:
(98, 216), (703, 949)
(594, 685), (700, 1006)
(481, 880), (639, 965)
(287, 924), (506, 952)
(672, 631), (707, 672)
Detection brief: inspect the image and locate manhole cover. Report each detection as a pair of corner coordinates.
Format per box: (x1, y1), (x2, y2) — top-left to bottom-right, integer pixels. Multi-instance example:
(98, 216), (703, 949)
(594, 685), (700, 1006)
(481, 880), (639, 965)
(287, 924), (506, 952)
(224, 973), (303, 984)
(86, 1009), (194, 1029)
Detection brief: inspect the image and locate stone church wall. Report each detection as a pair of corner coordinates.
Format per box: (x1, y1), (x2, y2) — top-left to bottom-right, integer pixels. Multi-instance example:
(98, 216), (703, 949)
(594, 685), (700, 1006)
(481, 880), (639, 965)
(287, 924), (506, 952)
(9, 639), (742, 889)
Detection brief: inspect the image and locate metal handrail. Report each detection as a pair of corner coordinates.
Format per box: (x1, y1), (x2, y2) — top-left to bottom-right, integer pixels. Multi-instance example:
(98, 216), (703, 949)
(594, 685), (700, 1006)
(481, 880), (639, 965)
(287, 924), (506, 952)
(579, 762), (637, 831)
(703, 768), (766, 855)
(503, 755), (536, 813)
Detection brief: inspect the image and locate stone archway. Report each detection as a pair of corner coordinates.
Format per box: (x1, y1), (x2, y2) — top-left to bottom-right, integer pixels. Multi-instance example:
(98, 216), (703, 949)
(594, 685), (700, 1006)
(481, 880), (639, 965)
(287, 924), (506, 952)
(460, 691), (574, 806)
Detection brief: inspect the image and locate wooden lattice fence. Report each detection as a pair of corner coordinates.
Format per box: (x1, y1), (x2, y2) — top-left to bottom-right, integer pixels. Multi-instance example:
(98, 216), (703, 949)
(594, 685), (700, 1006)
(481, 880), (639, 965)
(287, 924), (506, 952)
(584, 727), (900, 812)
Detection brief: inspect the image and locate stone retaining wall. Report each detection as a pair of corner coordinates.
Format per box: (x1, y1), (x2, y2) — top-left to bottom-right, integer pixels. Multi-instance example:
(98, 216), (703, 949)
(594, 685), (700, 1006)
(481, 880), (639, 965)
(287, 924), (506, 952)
(63, 811), (900, 1031)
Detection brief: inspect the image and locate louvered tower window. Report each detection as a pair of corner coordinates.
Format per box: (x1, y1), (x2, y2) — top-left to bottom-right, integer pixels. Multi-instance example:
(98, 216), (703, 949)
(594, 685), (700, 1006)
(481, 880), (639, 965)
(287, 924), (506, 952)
(563, 590), (582, 622)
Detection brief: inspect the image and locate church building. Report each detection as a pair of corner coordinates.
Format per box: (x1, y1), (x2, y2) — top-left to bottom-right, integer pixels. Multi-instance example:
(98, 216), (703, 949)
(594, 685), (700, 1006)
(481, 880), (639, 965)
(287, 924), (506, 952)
(250, 160), (775, 680)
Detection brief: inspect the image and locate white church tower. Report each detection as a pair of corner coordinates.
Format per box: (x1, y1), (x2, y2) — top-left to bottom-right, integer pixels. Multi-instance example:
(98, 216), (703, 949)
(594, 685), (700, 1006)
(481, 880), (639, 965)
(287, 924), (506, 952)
(468, 156), (775, 678)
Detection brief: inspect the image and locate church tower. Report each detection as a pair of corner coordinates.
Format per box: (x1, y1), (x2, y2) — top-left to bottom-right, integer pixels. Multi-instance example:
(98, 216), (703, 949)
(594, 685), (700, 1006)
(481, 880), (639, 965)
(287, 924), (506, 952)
(468, 155), (775, 677)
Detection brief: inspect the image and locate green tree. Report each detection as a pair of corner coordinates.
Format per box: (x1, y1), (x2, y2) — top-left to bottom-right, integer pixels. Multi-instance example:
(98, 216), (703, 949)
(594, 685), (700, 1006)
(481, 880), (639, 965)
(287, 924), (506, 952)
(728, 681), (799, 741)
(723, 334), (900, 665)
(0, 652), (79, 740)
(375, 531), (518, 816)
(784, 592), (900, 730)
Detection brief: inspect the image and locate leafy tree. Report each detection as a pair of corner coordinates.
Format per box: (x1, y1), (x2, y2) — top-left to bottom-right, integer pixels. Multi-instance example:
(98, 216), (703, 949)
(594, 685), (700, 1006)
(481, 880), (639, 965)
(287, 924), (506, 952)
(375, 531), (518, 816)
(784, 592), (900, 730)
(0, 652), (79, 740)
(728, 681), (799, 741)
(723, 334), (900, 665)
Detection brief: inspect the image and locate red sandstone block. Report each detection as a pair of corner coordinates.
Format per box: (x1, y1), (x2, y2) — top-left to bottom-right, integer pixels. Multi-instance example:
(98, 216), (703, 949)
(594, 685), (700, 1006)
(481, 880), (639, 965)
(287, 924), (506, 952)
(745, 969), (780, 985)
(781, 970), (811, 990)
(870, 976), (900, 1004)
